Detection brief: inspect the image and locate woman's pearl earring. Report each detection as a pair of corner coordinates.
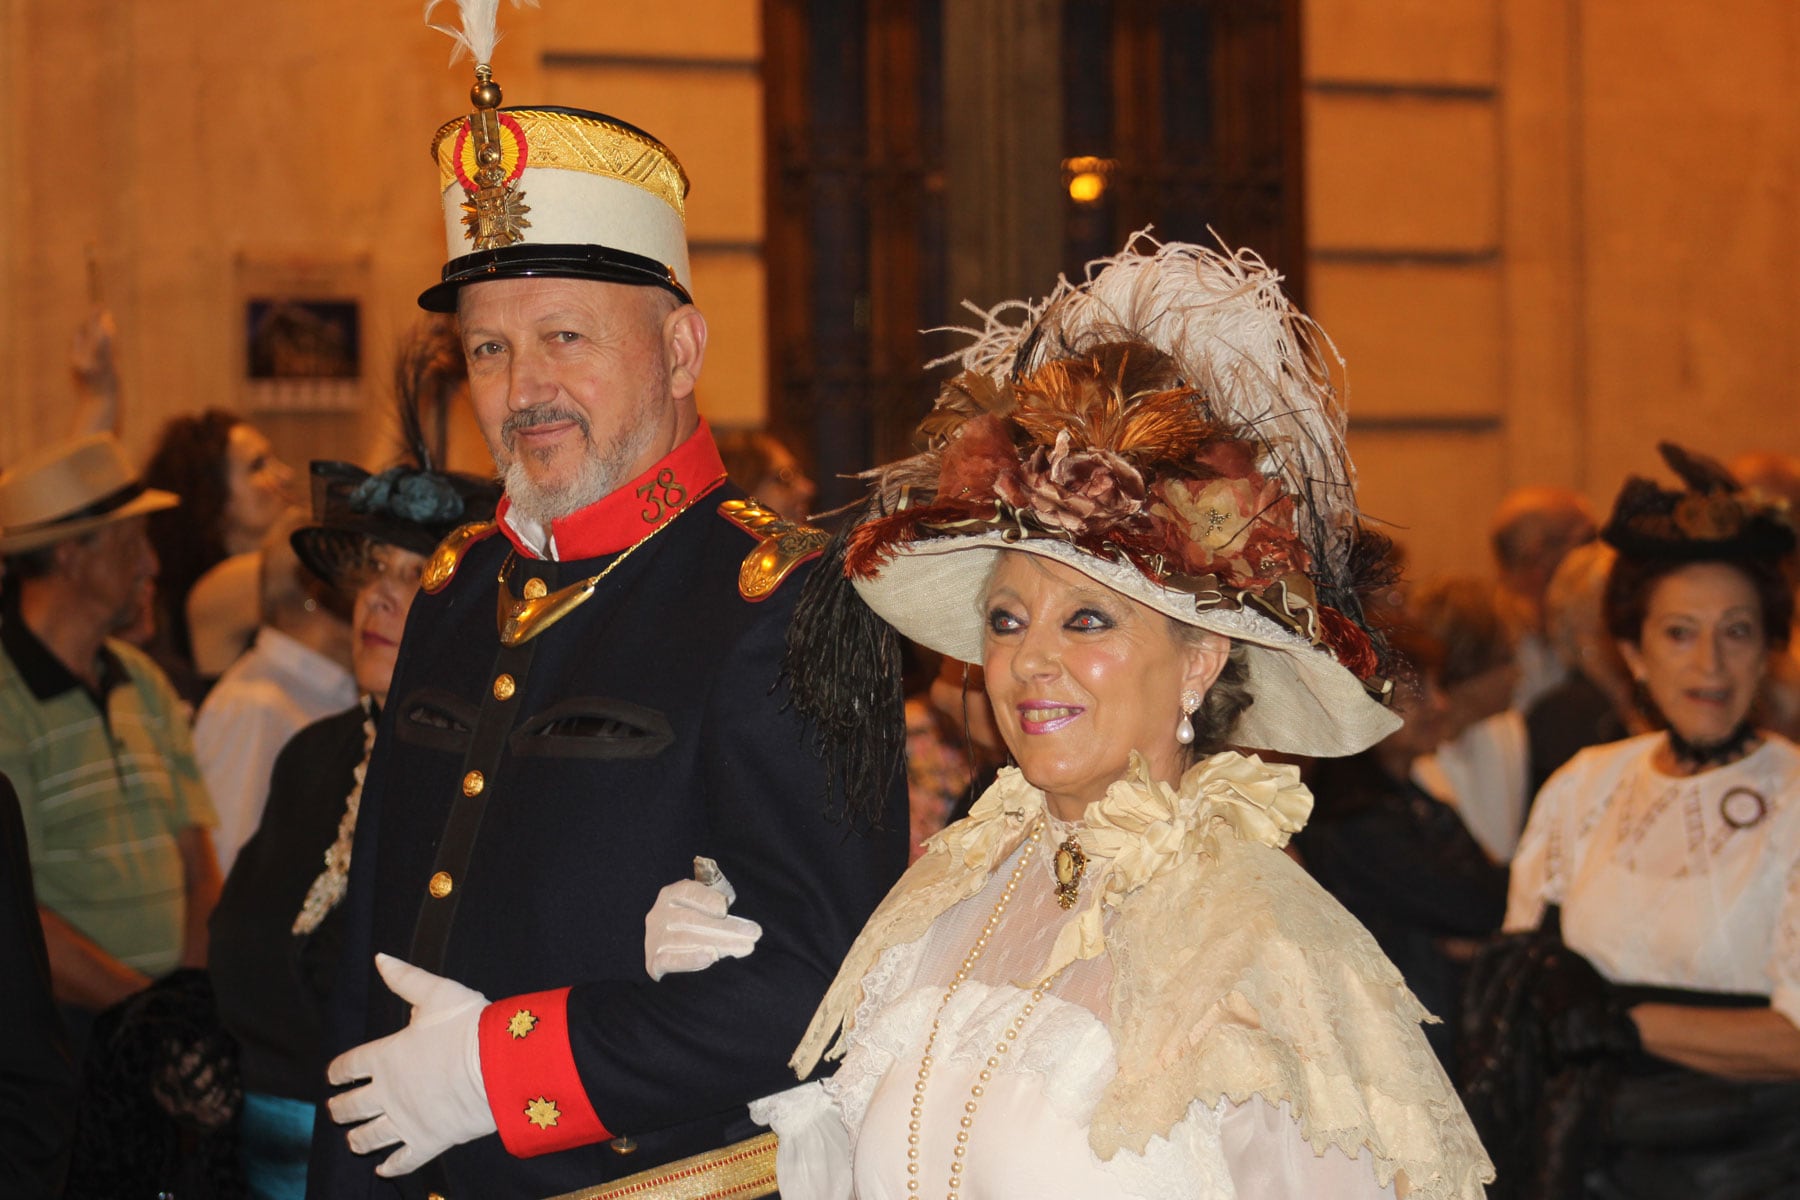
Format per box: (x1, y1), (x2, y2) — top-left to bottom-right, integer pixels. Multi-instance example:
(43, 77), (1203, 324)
(1176, 689), (1202, 745)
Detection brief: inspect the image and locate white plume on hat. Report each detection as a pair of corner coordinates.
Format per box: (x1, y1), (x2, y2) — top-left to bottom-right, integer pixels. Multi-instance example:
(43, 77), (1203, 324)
(424, 0), (539, 67)
(937, 230), (1358, 582)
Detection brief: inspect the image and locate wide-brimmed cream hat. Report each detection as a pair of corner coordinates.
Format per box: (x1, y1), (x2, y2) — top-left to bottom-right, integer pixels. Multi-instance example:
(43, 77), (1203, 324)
(854, 531), (1397, 758)
(0, 434), (179, 555)
(787, 235), (1401, 783)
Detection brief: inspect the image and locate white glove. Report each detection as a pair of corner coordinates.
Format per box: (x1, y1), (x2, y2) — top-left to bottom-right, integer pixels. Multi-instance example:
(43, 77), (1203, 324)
(325, 953), (497, 1177)
(644, 858), (763, 980)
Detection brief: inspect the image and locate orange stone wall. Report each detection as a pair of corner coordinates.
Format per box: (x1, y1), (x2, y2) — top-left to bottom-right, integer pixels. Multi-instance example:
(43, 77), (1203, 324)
(1306, 0), (1800, 579)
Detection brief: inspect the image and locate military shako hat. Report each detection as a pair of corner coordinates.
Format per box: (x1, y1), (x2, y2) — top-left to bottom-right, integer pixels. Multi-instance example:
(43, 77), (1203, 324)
(417, 2), (692, 312)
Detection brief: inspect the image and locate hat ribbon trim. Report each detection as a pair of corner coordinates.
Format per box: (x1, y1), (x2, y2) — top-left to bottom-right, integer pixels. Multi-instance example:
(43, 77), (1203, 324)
(904, 501), (1325, 645)
(4, 480), (147, 537)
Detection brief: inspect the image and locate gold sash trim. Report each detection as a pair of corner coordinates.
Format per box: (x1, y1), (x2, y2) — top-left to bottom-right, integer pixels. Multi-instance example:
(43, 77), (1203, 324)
(543, 1132), (778, 1200)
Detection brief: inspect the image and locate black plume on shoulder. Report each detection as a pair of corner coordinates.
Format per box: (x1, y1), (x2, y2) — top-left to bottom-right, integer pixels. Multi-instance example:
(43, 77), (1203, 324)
(781, 508), (906, 831)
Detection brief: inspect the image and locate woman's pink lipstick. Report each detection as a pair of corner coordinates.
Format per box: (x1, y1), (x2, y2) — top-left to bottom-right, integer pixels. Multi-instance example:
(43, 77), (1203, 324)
(1018, 700), (1084, 734)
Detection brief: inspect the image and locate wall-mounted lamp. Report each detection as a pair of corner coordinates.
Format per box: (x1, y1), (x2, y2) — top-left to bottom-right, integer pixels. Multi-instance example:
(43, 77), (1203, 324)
(1062, 156), (1117, 206)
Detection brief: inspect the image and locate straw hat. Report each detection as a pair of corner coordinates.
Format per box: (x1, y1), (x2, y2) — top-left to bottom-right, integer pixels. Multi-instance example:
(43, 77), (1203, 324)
(0, 434), (178, 555)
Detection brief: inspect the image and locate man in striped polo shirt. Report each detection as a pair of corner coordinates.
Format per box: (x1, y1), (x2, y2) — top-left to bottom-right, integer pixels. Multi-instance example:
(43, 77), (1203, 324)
(0, 434), (221, 1046)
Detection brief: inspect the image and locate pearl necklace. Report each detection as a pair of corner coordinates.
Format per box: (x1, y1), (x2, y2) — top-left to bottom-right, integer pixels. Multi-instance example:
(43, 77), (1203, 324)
(906, 820), (1062, 1200)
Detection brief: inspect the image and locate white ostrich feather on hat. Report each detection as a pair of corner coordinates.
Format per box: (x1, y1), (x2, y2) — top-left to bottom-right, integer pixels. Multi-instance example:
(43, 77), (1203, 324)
(934, 231), (1358, 579)
(425, 0), (538, 67)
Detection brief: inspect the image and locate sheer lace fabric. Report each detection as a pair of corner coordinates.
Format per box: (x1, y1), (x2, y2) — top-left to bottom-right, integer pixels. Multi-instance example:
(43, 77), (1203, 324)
(821, 837), (1398, 1198)
(791, 754), (1493, 1199)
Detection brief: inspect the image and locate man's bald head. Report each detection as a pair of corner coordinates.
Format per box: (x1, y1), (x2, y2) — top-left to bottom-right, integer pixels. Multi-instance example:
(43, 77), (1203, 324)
(1491, 486), (1598, 611)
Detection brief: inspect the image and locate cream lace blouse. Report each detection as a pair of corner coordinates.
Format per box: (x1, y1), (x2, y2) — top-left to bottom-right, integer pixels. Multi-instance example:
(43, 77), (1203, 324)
(760, 753), (1493, 1199)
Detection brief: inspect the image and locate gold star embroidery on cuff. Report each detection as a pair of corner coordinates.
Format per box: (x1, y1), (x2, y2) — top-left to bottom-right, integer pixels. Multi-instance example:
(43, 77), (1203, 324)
(507, 1009), (539, 1039)
(525, 1097), (561, 1129)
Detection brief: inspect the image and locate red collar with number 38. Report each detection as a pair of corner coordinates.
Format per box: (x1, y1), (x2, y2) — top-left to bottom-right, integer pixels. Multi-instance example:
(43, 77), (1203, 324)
(494, 419), (729, 561)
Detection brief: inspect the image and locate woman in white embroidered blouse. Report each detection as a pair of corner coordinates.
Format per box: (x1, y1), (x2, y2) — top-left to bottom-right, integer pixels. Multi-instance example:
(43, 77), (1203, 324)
(650, 239), (1493, 1200)
(1507, 448), (1800, 1084)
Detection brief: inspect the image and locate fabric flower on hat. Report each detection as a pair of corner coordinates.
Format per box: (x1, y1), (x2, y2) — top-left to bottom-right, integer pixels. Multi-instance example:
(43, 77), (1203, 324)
(995, 430), (1147, 535)
(1672, 492), (1746, 541)
(350, 467), (466, 525)
(1148, 472), (1308, 587)
(934, 414), (1022, 506)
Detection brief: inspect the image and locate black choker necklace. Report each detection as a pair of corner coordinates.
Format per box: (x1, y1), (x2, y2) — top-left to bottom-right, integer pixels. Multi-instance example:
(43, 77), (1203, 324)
(1667, 721), (1759, 771)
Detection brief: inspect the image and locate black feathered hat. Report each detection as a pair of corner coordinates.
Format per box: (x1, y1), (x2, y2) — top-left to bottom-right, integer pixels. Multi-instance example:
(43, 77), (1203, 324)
(1600, 442), (1795, 564)
(291, 319), (501, 587)
(291, 461), (500, 588)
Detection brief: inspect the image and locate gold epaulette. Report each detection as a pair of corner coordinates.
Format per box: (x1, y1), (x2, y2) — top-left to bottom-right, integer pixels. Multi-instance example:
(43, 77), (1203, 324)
(718, 499), (829, 601)
(421, 520), (501, 594)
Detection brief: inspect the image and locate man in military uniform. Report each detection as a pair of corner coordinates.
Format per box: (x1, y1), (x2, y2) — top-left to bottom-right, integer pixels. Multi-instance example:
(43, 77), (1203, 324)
(311, 29), (907, 1200)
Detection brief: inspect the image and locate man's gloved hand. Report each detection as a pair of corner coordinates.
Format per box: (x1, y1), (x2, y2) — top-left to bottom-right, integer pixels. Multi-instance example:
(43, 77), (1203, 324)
(644, 857), (763, 980)
(326, 953), (497, 1177)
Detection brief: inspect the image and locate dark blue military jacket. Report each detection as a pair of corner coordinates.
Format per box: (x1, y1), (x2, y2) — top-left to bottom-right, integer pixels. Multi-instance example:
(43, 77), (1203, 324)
(309, 458), (907, 1199)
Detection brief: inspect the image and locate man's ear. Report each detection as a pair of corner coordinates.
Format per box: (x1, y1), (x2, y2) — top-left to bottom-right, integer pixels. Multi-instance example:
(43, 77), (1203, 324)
(50, 536), (90, 579)
(663, 305), (708, 403)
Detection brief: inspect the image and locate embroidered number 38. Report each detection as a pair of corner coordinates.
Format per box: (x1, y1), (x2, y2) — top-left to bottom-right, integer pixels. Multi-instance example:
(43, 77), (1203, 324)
(637, 469), (688, 523)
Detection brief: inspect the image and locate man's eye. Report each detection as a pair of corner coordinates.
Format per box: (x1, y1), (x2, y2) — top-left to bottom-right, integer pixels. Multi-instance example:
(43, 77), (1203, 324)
(468, 341), (502, 359)
(551, 331), (582, 344)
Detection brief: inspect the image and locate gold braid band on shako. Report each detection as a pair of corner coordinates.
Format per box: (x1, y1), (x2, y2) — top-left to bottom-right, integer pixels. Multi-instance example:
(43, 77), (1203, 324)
(431, 108), (690, 221)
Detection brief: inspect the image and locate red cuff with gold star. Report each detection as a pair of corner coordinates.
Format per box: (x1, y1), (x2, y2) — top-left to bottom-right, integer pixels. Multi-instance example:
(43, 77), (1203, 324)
(478, 989), (610, 1157)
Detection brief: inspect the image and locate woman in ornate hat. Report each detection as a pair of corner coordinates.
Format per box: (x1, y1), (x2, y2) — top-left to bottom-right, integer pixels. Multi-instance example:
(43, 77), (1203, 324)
(1480, 445), (1800, 1197)
(207, 380), (498, 1200)
(655, 237), (1493, 1198)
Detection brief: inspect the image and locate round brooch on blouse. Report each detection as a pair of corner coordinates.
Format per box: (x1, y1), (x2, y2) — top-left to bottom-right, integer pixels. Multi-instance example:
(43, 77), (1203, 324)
(1720, 787), (1768, 830)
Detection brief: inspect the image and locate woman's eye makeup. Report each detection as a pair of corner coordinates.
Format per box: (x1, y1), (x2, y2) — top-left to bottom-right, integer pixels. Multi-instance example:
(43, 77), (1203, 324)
(1065, 607), (1113, 631)
(986, 607), (1022, 634)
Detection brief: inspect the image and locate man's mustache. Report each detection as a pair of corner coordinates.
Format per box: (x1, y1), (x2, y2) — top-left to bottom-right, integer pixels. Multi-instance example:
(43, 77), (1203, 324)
(501, 406), (591, 450)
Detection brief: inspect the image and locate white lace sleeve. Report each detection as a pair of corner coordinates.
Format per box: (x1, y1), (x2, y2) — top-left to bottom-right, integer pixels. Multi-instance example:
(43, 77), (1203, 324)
(1506, 753), (1585, 930)
(819, 937), (929, 1141)
(1769, 812), (1800, 1026)
(748, 1082), (850, 1200)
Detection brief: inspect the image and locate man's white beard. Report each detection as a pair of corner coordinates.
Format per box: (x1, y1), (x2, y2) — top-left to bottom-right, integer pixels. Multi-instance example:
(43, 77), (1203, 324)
(498, 420), (656, 526)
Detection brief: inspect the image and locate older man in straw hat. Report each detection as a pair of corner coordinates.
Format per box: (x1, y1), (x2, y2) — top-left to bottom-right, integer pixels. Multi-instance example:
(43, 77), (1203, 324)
(312, 6), (905, 1198)
(0, 433), (221, 1047)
